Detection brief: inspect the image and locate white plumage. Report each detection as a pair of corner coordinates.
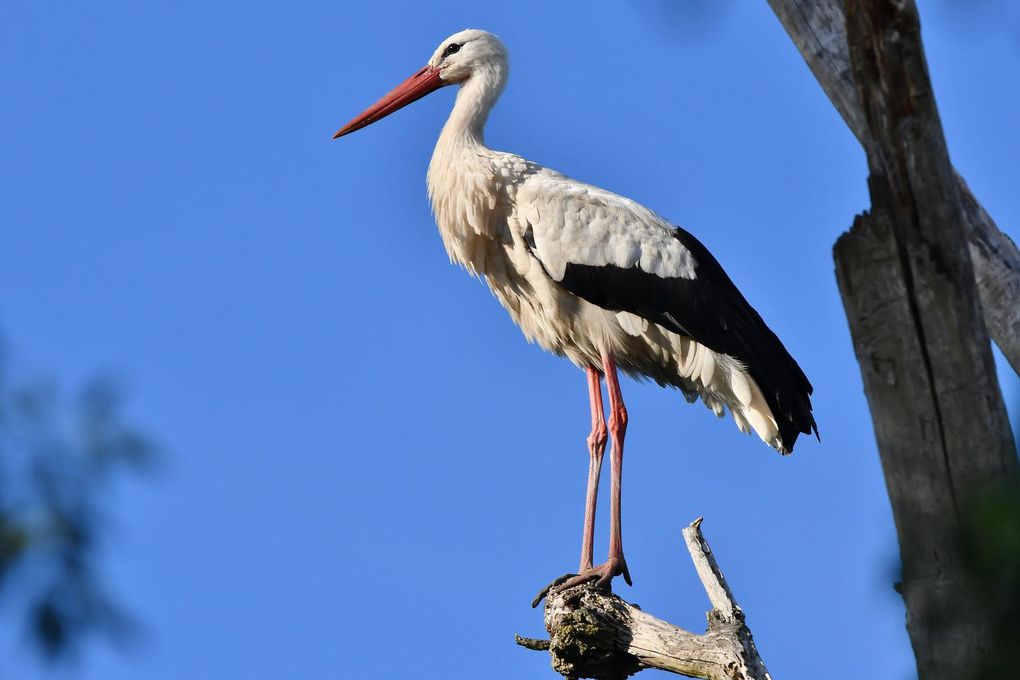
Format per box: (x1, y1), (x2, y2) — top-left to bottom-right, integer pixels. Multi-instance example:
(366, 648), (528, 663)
(421, 30), (779, 447)
(334, 28), (815, 590)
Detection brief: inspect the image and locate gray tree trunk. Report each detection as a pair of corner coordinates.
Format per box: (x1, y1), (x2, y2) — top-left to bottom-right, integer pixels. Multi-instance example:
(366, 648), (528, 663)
(822, 1), (1017, 678)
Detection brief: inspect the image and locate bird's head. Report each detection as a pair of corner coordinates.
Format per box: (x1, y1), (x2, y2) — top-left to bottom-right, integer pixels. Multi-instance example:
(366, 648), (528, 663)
(332, 29), (507, 139)
(425, 29), (508, 84)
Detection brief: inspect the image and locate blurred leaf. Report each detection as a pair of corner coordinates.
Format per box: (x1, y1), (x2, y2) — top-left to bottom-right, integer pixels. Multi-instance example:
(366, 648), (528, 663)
(959, 481), (1020, 679)
(0, 339), (156, 664)
(629, 0), (735, 44)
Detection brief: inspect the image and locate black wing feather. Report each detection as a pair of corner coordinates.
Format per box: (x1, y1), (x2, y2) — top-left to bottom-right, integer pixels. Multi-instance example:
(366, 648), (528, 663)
(557, 226), (817, 452)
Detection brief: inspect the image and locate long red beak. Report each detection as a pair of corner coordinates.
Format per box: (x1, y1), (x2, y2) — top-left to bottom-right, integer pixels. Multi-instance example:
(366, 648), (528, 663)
(332, 65), (445, 139)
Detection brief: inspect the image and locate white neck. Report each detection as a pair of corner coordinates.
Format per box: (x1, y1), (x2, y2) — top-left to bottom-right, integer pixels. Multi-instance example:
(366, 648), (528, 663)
(437, 63), (507, 149)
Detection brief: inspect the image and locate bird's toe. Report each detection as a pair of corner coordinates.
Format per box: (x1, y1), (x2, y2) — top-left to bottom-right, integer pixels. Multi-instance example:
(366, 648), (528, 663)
(531, 572), (577, 608)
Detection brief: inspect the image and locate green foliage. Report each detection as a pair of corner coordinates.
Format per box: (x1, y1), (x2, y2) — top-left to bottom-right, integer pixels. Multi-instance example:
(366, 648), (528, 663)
(960, 481), (1020, 680)
(0, 346), (155, 662)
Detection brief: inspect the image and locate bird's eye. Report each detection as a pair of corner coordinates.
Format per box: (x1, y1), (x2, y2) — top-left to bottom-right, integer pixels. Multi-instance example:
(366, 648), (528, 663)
(442, 43), (461, 58)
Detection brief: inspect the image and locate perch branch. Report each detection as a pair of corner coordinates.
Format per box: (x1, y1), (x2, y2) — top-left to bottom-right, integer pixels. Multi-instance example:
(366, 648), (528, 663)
(519, 518), (771, 680)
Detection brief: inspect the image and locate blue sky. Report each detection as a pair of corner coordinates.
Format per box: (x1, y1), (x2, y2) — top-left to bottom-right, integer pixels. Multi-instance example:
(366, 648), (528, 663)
(2, 1), (1018, 678)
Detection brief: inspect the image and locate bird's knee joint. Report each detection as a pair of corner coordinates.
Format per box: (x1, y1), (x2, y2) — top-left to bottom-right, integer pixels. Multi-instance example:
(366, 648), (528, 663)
(587, 423), (607, 454)
(609, 405), (628, 432)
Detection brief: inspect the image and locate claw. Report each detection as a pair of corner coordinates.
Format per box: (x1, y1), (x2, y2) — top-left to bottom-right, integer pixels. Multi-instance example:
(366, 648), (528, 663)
(531, 572), (576, 608)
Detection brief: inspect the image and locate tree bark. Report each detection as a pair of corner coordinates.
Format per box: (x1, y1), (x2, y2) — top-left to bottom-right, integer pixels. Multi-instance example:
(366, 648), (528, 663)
(767, 0), (1020, 375)
(521, 519), (771, 680)
(825, 1), (1018, 678)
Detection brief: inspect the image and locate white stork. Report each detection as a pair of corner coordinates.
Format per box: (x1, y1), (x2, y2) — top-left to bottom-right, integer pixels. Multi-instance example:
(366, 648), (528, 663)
(333, 29), (817, 594)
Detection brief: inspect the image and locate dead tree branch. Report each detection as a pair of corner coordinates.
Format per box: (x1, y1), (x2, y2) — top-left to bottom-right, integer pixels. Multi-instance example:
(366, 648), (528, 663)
(767, 0), (1020, 375)
(521, 519), (771, 680)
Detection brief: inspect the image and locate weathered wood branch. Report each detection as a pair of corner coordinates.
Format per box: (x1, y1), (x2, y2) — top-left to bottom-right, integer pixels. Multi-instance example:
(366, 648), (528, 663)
(826, 1), (1018, 678)
(520, 519), (771, 680)
(767, 0), (1020, 374)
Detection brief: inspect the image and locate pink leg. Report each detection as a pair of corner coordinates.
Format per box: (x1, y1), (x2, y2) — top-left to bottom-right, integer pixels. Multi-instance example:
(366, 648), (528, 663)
(580, 365), (607, 573)
(533, 354), (631, 605)
(602, 351), (631, 586)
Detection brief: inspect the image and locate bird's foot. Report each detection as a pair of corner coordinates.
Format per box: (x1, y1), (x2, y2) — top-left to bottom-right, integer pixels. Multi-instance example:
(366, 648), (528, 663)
(531, 556), (631, 608)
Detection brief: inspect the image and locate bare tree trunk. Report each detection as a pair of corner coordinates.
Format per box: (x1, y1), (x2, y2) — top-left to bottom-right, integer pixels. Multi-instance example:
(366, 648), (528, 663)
(821, 1), (1018, 678)
(767, 0), (1020, 375)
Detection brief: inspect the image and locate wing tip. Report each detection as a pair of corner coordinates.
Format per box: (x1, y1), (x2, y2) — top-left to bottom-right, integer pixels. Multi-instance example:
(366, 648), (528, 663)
(775, 410), (818, 455)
